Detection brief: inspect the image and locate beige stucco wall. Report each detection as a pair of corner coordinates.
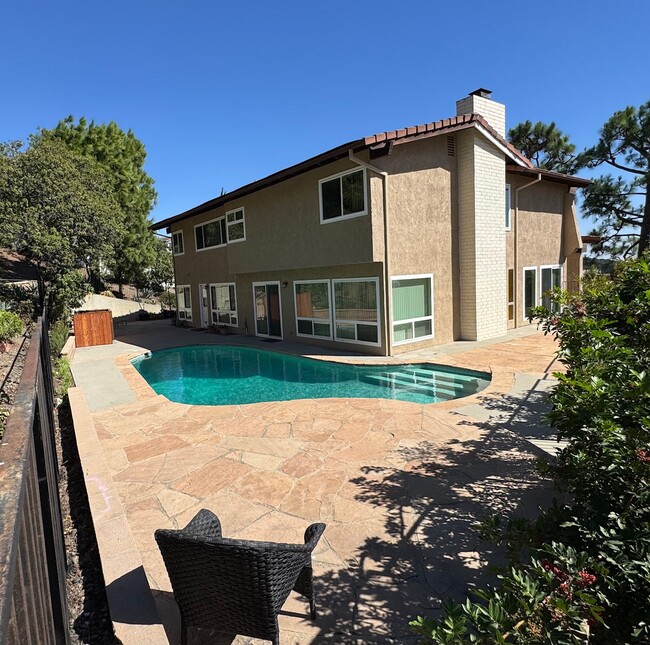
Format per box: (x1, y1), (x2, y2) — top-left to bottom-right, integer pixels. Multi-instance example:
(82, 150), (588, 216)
(172, 260), (386, 355)
(507, 176), (576, 326)
(369, 135), (458, 353)
(168, 128), (582, 356)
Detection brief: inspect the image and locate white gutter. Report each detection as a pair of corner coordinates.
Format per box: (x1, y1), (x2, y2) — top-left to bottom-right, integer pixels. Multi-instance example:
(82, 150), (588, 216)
(348, 150), (392, 356)
(514, 173), (542, 323)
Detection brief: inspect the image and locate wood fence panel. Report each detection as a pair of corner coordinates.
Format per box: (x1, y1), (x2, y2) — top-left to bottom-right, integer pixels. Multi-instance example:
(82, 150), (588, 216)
(73, 309), (114, 348)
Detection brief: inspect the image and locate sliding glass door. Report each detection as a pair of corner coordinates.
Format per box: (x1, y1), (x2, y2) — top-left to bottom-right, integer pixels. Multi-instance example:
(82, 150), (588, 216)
(253, 282), (282, 338)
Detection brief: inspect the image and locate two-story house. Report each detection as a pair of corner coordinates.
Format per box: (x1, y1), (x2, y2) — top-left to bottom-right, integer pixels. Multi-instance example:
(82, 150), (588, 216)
(152, 89), (589, 356)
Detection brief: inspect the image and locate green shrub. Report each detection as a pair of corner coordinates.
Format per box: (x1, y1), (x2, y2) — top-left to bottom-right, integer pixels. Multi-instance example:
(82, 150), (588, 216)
(52, 357), (74, 397)
(0, 311), (24, 343)
(49, 319), (70, 357)
(411, 255), (650, 644)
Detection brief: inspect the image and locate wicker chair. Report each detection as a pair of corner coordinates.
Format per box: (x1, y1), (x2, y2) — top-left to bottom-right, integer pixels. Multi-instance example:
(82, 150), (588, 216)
(155, 509), (326, 645)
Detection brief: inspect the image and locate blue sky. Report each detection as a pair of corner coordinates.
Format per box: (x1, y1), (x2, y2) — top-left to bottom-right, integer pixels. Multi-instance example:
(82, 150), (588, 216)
(2, 1), (649, 230)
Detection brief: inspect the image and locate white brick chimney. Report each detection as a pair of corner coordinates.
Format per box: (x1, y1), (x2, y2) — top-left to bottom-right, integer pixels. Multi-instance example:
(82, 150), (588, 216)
(456, 88), (506, 137)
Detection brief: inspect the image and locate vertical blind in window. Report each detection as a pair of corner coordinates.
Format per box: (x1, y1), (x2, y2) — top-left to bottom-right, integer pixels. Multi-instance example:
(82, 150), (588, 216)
(392, 276), (433, 344)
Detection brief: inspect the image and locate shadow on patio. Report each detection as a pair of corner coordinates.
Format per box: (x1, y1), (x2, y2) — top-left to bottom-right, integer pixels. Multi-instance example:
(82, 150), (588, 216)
(141, 387), (558, 644)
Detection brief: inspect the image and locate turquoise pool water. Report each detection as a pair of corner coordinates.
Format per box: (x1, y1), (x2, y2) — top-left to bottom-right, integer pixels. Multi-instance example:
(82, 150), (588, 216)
(131, 345), (490, 406)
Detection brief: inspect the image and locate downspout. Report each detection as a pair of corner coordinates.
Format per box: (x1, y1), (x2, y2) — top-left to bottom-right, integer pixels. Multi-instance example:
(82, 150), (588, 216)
(514, 174), (542, 325)
(348, 150), (392, 356)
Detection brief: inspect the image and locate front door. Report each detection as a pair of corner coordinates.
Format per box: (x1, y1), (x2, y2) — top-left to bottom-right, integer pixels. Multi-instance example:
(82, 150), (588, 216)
(199, 284), (210, 328)
(252, 282), (282, 339)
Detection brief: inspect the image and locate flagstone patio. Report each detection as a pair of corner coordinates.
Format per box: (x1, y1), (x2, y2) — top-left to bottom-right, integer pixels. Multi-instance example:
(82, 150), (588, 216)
(69, 322), (563, 644)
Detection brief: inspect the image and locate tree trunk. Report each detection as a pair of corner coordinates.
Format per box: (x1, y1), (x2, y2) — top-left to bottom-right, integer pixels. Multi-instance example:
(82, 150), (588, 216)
(639, 174), (650, 256)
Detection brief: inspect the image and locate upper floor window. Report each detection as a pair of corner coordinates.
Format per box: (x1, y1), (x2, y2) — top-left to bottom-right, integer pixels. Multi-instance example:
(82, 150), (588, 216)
(319, 168), (367, 224)
(172, 230), (184, 255)
(195, 217), (226, 251)
(226, 208), (246, 243)
(505, 184), (512, 230)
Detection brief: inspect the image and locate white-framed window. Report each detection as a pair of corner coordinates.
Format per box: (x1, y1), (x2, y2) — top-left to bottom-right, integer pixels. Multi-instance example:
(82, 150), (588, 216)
(391, 274), (434, 345)
(226, 208), (246, 243)
(319, 168), (367, 224)
(523, 267), (537, 320)
(540, 265), (562, 313)
(507, 269), (515, 321)
(195, 217), (227, 251)
(172, 230), (184, 256)
(294, 280), (332, 339)
(210, 283), (238, 326)
(332, 277), (380, 346)
(176, 285), (192, 320)
(505, 184), (512, 230)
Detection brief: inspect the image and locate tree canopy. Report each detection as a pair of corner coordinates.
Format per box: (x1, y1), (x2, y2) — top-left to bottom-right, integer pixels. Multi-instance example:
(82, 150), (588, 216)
(508, 120), (578, 174)
(0, 138), (122, 319)
(579, 102), (650, 257)
(41, 116), (158, 291)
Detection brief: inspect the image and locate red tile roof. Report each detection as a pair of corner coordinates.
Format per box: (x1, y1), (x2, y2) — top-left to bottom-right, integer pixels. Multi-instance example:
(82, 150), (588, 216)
(153, 113), (559, 230)
(363, 113), (533, 169)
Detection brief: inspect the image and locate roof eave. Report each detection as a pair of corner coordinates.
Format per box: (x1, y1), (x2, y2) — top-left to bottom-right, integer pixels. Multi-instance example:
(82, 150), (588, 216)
(505, 164), (591, 188)
(152, 138), (365, 230)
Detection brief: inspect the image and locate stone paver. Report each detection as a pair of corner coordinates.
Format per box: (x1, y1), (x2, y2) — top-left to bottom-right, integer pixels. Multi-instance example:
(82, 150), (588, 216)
(71, 322), (562, 644)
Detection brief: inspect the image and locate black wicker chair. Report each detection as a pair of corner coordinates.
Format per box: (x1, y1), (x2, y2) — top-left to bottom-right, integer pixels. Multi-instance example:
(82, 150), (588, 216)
(155, 509), (326, 645)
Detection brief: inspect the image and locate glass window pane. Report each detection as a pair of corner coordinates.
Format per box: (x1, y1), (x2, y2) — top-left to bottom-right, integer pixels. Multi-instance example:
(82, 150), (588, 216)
(552, 268), (561, 289)
(342, 170), (364, 215)
(297, 319), (313, 335)
(508, 304), (514, 321)
(393, 322), (412, 343)
(508, 269), (514, 302)
(313, 322), (330, 337)
(336, 323), (356, 340)
(356, 324), (378, 344)
(392, 278), (431, 321)
(334, 280), (377, 322)
(296, 282), (330, 319)
(505, 185), (511, 228)
(414, 319), (432, 338)
(524, 270), (536, 315)
(195, 227), (204, 250)
(228, 222), (244, 240)
(321, 177), (342, 220)
(541, 268), (553, 309)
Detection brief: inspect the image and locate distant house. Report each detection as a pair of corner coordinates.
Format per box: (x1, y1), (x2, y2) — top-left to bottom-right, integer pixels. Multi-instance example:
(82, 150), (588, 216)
(152, 89), (589, 356)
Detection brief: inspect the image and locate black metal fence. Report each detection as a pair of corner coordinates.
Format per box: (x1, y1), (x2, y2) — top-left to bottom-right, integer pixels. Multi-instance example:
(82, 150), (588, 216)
(0, 316), (70, 644)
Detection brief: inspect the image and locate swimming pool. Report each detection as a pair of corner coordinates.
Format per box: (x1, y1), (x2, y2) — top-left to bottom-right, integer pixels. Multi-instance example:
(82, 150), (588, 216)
(131, 345), (490, 406)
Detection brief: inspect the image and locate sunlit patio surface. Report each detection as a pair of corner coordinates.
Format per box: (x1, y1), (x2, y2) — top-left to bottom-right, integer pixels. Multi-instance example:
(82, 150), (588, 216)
(69, 321), (562, 644)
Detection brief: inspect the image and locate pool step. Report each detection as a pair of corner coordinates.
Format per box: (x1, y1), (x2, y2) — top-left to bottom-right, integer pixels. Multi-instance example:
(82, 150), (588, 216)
(362, 373), (478, 399)
(368, 371), (479, 392)
(405, 367), (485, 384)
